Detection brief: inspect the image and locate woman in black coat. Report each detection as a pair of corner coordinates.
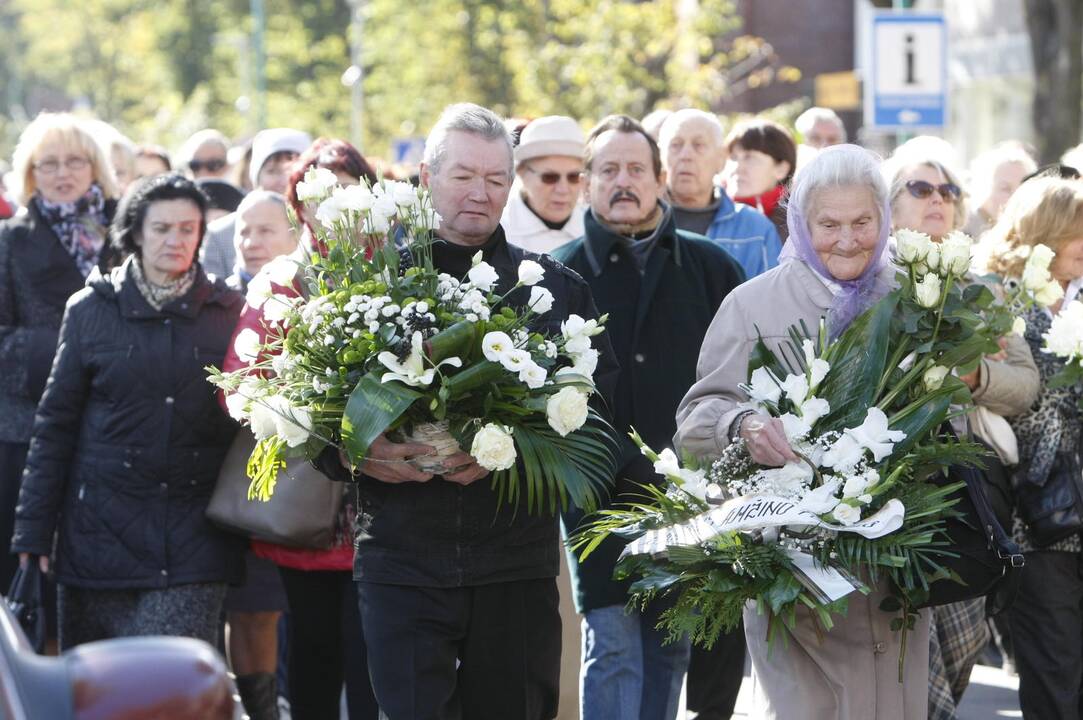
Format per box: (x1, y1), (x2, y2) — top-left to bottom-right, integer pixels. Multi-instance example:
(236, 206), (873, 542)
(0, 113), (120, 591)
(11, 174), (245, 650)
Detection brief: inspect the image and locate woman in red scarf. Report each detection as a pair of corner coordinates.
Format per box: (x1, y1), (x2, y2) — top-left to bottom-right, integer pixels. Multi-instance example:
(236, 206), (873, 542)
(724, 118), (796, 242)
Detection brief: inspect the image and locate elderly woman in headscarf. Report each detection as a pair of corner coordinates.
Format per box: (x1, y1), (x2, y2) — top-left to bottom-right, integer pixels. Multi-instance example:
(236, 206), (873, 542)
(675, 144), (930, 719)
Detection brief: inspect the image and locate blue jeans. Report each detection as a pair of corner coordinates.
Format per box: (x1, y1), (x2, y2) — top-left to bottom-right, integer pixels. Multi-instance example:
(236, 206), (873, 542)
(580, 600), (691, 720)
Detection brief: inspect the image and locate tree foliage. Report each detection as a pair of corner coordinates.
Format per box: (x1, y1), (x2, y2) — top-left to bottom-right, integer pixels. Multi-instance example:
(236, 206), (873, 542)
(1, 0), (796, 161)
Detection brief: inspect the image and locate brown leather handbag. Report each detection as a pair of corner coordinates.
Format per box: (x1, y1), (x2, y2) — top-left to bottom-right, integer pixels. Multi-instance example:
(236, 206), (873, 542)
(207, 429), (345, 549)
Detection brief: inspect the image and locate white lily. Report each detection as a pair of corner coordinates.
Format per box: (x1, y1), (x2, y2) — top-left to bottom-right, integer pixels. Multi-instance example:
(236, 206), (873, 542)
(378, 331), (462, 387)
(845, 407), (906, 462)
(745, 366), (782, 406)
(799, 479), (841, 515)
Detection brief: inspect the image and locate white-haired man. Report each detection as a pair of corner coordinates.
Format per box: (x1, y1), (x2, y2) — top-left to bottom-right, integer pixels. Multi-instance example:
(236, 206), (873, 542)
(660, 109), (781, 279)
(794, 106), (847, 149)
(321, 103), (617, 719)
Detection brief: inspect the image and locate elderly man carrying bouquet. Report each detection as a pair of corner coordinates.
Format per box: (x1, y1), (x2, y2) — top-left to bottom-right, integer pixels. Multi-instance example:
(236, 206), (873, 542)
(314, 104), (618, 720)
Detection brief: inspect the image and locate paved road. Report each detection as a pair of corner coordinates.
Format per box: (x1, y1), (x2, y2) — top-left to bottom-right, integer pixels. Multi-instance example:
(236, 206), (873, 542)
(722, 661), (1020, 719)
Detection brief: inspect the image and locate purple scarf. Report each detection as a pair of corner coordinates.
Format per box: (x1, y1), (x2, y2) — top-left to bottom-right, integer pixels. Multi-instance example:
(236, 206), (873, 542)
(34, 184), (109, 278)
(779, 167), (893, 336)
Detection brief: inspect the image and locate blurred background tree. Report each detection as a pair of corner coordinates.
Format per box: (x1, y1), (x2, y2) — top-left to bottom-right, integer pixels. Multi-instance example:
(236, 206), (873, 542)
(0, 0), (798, 160)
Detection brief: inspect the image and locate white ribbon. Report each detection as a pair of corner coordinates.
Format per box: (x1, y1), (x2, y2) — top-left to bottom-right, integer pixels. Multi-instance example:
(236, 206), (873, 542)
(620, 494), (906, 561)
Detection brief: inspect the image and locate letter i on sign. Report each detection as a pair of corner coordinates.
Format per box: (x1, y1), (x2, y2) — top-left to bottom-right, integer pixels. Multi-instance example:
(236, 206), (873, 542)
(905, 34), (916, 85)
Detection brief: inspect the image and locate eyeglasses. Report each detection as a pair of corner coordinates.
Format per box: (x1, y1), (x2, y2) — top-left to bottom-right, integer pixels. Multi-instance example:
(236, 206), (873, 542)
(905, 179), (961, 201)
(33, 157), (90, 174)
(188, 158), (227, 173)
(527, 168), (581, 185)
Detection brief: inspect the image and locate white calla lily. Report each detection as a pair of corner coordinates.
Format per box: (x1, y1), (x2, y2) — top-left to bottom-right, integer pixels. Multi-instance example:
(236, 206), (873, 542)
(377, 331), (462, 387)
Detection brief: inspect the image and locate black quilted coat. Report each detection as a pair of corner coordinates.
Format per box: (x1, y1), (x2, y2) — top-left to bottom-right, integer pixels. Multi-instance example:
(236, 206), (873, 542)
(11, 257), (245, 589)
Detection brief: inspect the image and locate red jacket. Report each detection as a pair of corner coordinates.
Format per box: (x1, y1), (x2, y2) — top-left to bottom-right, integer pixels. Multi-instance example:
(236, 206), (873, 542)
(221, 271), (354, 572)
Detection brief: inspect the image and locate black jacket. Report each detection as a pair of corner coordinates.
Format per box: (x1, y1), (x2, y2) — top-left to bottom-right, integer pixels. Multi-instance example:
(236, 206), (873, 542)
(330, 226), (618, 588)
(554, 206), (745, 612)
(11, 258), (245, 589)
(0, 202), (119, 444)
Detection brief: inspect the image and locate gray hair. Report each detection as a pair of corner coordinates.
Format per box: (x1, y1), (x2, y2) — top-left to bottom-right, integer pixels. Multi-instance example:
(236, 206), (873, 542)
(794, 107), (847, 141)
(422, 103), (513, 177)
(177, 129), (230, 168)
(236, 189), (287, 217)
(969, 141), (1037, 204)
(657, 108), (725, 148)
(882, 149), (968, 230)
(789, 144), (887, 227)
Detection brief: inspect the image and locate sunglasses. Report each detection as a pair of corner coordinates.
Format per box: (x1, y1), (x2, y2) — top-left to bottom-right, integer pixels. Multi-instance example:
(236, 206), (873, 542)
(188, 158), (227, 173)
(528, 168), (581, 185)
(905, 179), (961, 201)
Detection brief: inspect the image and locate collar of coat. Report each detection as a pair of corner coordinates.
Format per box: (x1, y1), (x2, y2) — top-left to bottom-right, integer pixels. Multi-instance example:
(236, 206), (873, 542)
(87, 255), (237, 320)
(581, 202), (683, 277)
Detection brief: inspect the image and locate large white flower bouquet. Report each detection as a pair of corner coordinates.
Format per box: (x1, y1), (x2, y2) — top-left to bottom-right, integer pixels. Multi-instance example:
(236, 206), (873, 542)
(209, 168), (617, 513)
(574, 230), (1054, 663)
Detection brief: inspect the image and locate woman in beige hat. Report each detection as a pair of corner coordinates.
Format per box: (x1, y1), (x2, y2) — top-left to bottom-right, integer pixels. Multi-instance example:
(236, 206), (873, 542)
(502, 115), (588, 254)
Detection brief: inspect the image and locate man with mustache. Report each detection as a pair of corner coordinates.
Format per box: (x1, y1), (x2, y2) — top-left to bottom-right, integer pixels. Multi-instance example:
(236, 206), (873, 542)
(554, 115), (744, 720)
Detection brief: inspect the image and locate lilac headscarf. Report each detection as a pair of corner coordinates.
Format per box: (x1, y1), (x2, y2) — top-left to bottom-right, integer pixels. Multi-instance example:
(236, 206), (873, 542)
(778, 144), (893, 336)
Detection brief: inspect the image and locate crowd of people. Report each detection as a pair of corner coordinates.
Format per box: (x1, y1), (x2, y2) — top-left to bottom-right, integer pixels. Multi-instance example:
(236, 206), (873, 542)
(1, 100), (1082, 720)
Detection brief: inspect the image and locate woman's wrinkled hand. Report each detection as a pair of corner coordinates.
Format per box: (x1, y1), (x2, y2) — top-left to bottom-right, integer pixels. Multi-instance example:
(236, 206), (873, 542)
(738, 413), (798, 467)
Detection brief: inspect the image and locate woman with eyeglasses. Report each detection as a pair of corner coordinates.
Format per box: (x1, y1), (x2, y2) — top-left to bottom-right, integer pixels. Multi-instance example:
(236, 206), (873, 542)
(501, 116), (588, 254)
(883, 146), (1040, 720)
(0, 113), (121, 616)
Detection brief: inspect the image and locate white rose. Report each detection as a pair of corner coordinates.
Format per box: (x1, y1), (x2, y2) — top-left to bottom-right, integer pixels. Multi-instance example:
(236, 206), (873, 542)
(1036, 279), (1065, 307)
(390, 181), (419, 207)
(1028, 243), (1055, 270)
(564, 333), (592, 355)
(517, 260), (545, 286)
(482, 331), (515, 363)
(923, 364), (949, 391)
(470, 423), (517, 471)
(528, 286), (554, 314)
(467, 262), (500, 292)
(271, 397), (313, 448)
(234, 328), (262, 365)
(262, 256), (298, 287)
(363, 213), (391, 235)
(371, 193), (399, 220)
(569, 348), (599, 377)
(914, 273), (942, 308)
(546, 386), (590, 436)
(895, 229), (932, 264)
(925, 244), (941, 272)
(248, 401), (278, 440)
(939, 231), (973, 275)
(262, 294), (296, 325)
(831, 501), (861, 525)
(518, 362), (547, 389)
(842, 473), (871, 498)
(246, 273), (273, 308)
(225, 391), (250, 421)
(1022, 262), (1050, 292)
(1012, 317), (1027, 337)
(315, 196), (345, 228)
(333, 184), (375, 213)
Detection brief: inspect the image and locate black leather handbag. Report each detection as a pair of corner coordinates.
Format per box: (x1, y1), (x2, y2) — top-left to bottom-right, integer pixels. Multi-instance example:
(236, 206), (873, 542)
(1013, 449), (1083, 549)
(917, 463), (1024, 612)
(6, 563), (46, 652)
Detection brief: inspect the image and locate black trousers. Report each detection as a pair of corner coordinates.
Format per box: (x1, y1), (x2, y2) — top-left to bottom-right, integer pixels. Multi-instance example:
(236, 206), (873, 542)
(1009, 550), (1083, 720)
(278, 567), (378, 720)
(685, 621), (746, 719)
(357, 578), (560, 720)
